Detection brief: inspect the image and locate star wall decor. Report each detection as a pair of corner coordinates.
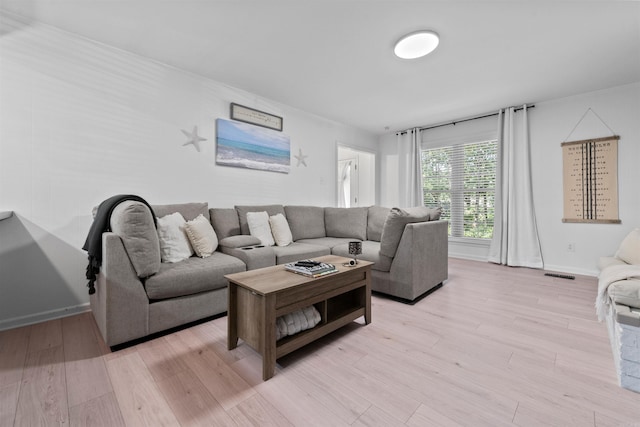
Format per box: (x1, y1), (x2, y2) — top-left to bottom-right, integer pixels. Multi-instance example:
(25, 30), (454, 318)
(294, 147), (308, 167)
(181, 126), (207, 152)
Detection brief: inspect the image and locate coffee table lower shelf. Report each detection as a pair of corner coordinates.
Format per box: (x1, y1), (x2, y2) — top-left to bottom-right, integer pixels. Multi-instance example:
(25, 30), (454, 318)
(276, 306), (365, 359)
(226, 255), (372, 380)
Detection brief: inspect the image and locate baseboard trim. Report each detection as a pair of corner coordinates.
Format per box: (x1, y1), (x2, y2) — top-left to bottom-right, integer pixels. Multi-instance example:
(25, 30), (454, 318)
(449, 255), (598, 278)
(448, 252), (489, 262)
(0, 303), (91, 331)
(543, 264), (598, 278)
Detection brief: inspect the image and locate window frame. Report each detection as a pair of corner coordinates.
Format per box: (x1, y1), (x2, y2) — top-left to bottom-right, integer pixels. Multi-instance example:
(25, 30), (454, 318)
(420, 126), (498, 243)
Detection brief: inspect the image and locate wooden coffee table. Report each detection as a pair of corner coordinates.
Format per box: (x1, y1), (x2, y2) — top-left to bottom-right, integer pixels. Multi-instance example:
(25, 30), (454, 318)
(225, 254), (372, 380)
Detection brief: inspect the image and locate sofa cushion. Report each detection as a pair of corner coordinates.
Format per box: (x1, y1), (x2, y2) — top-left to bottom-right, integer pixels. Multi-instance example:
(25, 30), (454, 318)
(284, 206), (326, 240)
(145, 252), (245, 300)
(110, 201), (161, 278)
(210, 208), (241, 239)
(269, 213), (293, 246)
(332, 240), (392, 272)
(325, 207), (368, 241)
(272, 242), (330, 265)
(185, 214), (219, 257)
(431, 207), (443, 220)
(367, 206), (391, 242)
(153, 202), (209, 222)
(236, 205), (285, 235)
(379, 207), (431, 258)
(608, 278), (640, 309)
(246, 211), (275, 246)
(156, 212), (194, 263)
(616, 228), (640, 265)
(405, 206), (442, 221)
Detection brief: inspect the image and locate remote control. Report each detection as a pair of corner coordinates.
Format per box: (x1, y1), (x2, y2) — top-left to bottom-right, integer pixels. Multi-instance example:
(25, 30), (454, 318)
(296, 261), (320, 267)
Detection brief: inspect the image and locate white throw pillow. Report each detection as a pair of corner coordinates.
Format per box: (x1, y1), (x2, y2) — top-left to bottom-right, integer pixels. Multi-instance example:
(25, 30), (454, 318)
(184, 214), (218, 258)
(269, 213), (293, 246)
(616, 228), (640, 265)
(156, 212), (194, 263)
(246, 211), (275, 246)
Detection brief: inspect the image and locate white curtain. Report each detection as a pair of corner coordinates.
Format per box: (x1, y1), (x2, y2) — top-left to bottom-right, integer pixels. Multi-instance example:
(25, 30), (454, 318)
(338, 160), (352, 207)
(397, 128), (424, 208)
(488, 106), (543, 268)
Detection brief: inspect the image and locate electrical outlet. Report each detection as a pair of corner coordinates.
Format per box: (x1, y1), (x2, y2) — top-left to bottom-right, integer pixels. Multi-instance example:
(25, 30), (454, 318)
(567, 243), (575, 253)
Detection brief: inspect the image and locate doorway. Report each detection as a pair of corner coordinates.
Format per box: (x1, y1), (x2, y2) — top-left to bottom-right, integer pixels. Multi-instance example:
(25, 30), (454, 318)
(337, 145), (376, 207)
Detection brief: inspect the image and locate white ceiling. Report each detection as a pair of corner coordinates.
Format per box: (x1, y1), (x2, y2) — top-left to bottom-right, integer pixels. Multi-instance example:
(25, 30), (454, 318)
(2, 1), (639, 135)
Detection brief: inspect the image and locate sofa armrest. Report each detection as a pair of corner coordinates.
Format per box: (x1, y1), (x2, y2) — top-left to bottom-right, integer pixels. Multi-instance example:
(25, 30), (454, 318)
(388, 220), (449, 300)
(90, 232), (149, 347)
(218, 234), (275, 270)
(219, 235), (261, 249)
(219, 245), (276, 270)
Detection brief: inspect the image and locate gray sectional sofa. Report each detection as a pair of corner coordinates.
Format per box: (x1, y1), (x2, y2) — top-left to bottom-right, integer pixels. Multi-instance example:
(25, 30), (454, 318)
(90, 202), (448, 347)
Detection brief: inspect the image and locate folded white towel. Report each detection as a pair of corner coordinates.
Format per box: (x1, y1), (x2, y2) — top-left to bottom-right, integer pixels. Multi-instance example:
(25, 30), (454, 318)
(283, 312), (301, 335)
(298, 309), (309, 331)
(275, 305), (321, 340)
(275, 316), (287, 340)
(302, 305), (321, 325)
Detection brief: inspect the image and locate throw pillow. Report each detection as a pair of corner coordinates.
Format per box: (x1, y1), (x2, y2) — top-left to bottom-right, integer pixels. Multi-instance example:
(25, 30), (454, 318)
(156, 212), (194, 263)
(246, 211), (275, 246)
(184, 214), (219, 258)
(616, 228), (640, 265)
(269, 213), (293, 246)
(236, 205), (286, 235)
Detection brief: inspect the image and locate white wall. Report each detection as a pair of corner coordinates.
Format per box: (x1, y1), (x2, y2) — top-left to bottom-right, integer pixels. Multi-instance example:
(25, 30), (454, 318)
(0, 14), (376, 328)
(531, 82), (640, 276)
(356, 151), (376, 207)
(379, 133), (399, 207)
(379, 82), (640, 276)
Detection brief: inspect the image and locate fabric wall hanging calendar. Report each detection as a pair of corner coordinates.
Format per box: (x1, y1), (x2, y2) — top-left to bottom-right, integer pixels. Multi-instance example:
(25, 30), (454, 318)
(561, 107), (620, 224)
(561, 135), (621, 224)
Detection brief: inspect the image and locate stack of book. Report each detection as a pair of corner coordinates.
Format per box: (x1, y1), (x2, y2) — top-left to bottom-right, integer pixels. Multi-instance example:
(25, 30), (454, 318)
(284, 260), (338, 278)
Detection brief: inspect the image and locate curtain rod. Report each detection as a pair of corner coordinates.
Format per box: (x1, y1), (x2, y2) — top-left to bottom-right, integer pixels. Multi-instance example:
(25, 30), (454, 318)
(396, 104), (535, 136)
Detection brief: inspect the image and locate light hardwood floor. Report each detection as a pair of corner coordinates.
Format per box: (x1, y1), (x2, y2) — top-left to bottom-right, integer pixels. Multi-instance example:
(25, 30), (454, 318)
(1, 258), (639, 426)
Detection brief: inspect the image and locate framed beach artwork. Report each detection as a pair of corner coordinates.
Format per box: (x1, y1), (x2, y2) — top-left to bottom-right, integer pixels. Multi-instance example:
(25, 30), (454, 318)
(215, 118), (290, 173)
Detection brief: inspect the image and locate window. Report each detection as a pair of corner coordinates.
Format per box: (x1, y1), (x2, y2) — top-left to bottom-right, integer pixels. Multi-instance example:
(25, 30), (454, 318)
(421, 140), (497, 239)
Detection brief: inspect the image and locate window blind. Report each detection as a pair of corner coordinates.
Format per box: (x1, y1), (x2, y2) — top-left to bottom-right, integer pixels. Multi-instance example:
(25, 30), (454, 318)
(422, 139), (497, 239)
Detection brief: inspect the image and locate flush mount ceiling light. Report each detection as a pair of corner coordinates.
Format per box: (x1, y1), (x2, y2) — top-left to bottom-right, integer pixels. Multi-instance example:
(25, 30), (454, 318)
(394, 30), (440, 59)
